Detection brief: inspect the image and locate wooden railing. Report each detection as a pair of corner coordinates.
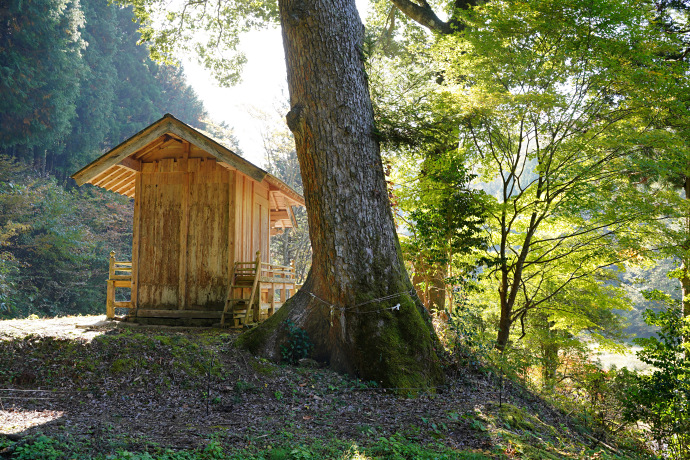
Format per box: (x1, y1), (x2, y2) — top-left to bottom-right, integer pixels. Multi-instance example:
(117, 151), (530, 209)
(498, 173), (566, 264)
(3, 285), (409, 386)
(106, 249), (300, 325)
(259, 260), (298, 317)
(106, 251), (133, 319)
(223, 252), (300, 327)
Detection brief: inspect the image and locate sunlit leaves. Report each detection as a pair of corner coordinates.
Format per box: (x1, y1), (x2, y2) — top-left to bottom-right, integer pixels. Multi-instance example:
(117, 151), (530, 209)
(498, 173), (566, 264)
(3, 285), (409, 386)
(425, 0), (690, 348)
(121, 0), (279, 86)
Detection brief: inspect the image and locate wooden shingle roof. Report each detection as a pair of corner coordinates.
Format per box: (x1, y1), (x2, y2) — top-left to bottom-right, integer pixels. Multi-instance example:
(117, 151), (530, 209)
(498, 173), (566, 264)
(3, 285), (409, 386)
(71, 114), (305, 210)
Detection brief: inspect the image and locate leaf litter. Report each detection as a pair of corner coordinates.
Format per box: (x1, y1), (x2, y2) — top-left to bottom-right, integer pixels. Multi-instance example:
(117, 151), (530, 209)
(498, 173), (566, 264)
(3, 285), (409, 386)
(0, 316), (605, 457)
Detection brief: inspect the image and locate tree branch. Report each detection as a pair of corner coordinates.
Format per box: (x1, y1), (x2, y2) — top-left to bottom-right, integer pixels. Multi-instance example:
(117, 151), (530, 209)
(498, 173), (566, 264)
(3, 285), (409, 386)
(388, 0), (477, 34)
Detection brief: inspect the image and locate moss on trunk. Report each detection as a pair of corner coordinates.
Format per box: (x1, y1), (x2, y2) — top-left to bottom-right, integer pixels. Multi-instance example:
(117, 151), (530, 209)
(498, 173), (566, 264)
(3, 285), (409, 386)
(238, 273), (444, 389)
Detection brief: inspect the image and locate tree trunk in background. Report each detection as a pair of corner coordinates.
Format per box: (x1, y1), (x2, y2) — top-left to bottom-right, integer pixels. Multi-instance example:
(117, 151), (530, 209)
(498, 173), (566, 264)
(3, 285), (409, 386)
(430, 267), (447, 312)
(238, 0), (443, 389)
(282, 228), (290, 267)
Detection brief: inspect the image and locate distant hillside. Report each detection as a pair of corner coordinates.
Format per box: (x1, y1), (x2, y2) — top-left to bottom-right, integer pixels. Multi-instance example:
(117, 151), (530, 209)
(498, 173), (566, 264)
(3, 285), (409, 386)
(0, 0), (237, 180)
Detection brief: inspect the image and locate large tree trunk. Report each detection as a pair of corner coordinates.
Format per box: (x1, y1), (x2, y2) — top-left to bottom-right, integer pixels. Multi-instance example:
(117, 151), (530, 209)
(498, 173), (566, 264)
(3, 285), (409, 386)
(237, 0), (444, 389)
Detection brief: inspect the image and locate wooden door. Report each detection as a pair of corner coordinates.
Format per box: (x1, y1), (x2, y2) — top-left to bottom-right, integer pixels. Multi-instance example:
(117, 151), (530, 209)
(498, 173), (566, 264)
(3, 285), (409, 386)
(185, 167), (229, 309)
(136, 160), (229, 310)
(137, 170), (184, 308)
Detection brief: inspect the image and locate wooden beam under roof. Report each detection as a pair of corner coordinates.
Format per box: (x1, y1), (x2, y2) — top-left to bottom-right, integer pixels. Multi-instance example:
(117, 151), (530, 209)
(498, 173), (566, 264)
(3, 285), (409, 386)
(165, 120), (266, 182)
(92, 167), (124, 187)
(269, 190), (280, 209)
(119, 182), (136, 198)
(264, 173), (305, 206)
(111, 179), (134, 195)
(89, 169), (112, 187)
(106, 173), (134, 193)
(131, 136), (169, 160)
(73, 122), (175, 185)
(119, 157), (141, 172)
(98, 168), (131, 189)
(270, 210), (290, 221)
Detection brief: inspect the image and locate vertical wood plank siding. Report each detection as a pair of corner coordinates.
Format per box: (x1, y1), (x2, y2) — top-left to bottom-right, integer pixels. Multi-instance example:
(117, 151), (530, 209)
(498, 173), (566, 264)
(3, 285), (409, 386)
(136, 157), (230, 309)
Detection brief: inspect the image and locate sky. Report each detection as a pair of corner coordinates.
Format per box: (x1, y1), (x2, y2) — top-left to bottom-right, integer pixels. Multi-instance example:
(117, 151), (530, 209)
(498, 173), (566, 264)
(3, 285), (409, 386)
(182, 27), (287, 166)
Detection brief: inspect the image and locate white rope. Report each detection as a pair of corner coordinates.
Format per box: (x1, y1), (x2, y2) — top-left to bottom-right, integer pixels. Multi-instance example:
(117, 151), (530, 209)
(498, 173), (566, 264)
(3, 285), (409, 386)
(304, 288), (415, 315)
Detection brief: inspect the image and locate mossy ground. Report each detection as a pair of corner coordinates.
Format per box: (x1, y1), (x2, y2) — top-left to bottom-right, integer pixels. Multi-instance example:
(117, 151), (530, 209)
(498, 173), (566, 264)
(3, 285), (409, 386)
(0, 317), (654, 459)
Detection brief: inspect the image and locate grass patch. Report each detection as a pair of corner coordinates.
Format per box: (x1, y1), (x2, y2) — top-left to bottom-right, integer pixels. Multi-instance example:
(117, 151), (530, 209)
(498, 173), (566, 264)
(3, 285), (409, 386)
(1, 434), (491, 459)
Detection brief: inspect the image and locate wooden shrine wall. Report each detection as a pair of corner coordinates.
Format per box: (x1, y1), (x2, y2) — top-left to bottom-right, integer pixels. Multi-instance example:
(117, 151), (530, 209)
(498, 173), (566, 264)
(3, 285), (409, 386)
(135, 157), (230, 309)
(233, 172), (270, 265)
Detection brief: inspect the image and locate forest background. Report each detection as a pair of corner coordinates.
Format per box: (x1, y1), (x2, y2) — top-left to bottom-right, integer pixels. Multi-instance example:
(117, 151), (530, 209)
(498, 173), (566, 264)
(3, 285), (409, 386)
(2, 0), (690, 456)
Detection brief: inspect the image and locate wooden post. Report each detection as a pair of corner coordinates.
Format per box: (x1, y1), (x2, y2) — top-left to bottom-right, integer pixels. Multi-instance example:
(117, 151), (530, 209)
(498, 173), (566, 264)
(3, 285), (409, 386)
(253, 251), (261, 323)
(268, 284), (275, 317)
(130, 172), (142, 309)
(107, 251), (116, 319)
(245, 251), (261, 324)
(225, 169), (236, 325)
(178, 144), (190, 309)
(106, 281), (115, 319)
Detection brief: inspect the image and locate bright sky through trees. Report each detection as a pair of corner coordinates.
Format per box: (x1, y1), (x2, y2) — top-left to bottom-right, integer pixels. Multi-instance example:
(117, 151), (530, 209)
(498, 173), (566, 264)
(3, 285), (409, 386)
(180, 1), (370, 163)
(182, 27), (285, 164)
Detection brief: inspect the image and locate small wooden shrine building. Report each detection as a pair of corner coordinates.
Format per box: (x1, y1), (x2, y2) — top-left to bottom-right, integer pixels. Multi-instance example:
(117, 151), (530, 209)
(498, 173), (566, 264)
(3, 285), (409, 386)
(72, 114), (305, 326)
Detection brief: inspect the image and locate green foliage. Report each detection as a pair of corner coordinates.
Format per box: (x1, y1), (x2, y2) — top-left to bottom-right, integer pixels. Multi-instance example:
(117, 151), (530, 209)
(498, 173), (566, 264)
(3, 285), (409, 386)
(2, 434), (490, 459)
(368, 0), (663, 359)
(122, 0), (278, 86)
(397, 152), (488, 310)
(1, 0), (215, 178)
(0, 159), (133, 318)
(444, 0), (672, 350)
(0, 0), (85, 151)
(368, 30), (488, 314)
(620, 292), (690, 458)
(280, 320), (313, 365)
(443, 291), (493, 365)
(12, 435), (70, 460)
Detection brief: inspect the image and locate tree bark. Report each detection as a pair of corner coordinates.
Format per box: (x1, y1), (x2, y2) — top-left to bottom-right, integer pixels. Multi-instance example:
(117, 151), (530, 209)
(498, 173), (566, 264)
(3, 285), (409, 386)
(237, 0), (444, 389)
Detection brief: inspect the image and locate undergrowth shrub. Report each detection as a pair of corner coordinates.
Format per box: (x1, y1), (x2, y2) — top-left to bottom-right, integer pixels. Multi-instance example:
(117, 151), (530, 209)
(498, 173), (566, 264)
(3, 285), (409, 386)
(442, 290), (493, 367)
(280, 319), (313, 364)
(618, 291), (690, 459)
(12, 435), (69, 460)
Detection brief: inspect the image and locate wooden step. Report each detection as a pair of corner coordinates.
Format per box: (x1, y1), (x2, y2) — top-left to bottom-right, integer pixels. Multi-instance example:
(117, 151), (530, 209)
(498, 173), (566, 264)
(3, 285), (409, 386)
(235, 276), (256, 282)
(135, 310), (223, 319)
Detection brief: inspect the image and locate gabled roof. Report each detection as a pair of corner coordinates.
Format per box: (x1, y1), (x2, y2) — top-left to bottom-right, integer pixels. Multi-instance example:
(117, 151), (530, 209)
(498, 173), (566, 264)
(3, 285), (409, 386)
(71, 114), (304, 207)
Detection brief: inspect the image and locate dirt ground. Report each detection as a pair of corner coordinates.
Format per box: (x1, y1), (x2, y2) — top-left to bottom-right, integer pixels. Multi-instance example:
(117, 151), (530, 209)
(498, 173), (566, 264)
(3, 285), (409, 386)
(0, 315), (118, 341)
(0, 316), (588, 457)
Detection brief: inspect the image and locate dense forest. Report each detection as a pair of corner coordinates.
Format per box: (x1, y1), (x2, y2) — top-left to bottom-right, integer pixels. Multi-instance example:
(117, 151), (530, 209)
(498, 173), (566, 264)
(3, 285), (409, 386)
(3, 0), (690, 457)
(0, 0), (240, 317)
